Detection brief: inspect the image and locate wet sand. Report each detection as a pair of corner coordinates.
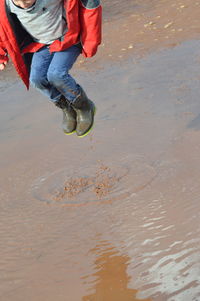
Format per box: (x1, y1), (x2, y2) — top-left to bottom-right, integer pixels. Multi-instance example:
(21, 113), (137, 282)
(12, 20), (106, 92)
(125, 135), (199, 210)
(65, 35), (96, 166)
(1, 1), (200, 300)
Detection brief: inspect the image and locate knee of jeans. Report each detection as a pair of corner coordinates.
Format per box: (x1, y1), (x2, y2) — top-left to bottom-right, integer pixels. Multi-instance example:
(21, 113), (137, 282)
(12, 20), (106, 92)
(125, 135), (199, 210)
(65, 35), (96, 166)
(30, 73), (46, 89)
(47, 71), (69, 88)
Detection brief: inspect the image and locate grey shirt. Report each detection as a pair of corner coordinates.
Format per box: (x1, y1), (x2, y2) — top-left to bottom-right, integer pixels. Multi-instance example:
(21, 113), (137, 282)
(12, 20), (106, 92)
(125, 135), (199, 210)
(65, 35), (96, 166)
(6, 0), (68, 44)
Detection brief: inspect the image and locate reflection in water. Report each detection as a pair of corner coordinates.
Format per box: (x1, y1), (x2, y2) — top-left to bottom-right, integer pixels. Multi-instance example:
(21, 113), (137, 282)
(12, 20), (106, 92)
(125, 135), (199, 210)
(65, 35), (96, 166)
(82, 242), (151, 301)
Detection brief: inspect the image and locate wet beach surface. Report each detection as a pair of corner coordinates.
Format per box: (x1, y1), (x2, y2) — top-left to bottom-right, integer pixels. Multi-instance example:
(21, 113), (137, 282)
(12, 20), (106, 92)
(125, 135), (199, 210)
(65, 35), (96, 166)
(1, 1), (200, 301)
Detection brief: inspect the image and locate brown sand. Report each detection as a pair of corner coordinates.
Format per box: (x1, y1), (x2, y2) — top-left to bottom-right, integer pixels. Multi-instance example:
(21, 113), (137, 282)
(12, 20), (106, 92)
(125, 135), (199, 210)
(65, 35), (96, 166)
(53, 164), (119, 201)
(1, 0), (200, 301)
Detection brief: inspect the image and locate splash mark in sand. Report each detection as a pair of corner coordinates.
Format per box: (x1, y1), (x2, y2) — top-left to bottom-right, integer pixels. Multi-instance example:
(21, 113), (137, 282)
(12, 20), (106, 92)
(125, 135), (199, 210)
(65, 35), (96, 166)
(53, 164), (119, 202)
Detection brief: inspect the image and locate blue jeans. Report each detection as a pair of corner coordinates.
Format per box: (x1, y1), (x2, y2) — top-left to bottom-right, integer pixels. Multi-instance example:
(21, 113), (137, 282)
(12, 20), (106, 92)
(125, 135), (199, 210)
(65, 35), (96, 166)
(30, 44), (81, 103)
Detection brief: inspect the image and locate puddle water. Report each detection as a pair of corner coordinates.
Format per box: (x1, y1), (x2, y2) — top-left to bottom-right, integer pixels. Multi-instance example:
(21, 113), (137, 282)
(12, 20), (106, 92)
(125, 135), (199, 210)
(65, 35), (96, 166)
(82, 241), (151, 301)
(1, 38), (200, 300)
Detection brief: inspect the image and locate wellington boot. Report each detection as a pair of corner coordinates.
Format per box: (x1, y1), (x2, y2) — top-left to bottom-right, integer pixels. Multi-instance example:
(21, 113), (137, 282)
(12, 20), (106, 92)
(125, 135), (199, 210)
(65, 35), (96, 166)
(72, 87), (95, 137)
(55, 96), (77, 135)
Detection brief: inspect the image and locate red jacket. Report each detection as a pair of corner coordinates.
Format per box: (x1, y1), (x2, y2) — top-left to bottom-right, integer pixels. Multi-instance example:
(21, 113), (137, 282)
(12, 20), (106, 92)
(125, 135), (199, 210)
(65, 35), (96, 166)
(0, 0), (102, 88)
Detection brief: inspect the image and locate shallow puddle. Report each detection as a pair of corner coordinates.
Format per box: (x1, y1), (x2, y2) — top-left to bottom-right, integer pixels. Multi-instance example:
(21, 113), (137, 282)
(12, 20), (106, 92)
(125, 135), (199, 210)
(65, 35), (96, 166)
(82, 242), (151, 301)
(1, 32), (200, 301)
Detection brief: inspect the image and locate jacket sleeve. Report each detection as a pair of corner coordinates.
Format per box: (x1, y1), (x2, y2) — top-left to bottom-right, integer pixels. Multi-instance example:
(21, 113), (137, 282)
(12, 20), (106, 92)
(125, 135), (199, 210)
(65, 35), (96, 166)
(0, 27), (9, 64)
(79, 0), (102, 57)
(0, 45), (9, 64)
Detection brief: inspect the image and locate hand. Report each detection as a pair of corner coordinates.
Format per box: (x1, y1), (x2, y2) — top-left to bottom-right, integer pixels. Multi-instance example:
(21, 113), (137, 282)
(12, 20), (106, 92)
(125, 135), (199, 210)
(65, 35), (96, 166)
(0, 61), (7, 71)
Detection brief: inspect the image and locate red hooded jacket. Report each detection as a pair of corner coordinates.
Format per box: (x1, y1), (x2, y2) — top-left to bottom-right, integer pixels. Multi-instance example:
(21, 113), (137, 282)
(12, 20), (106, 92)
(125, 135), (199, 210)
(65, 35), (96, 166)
(0, 0), (102, 88)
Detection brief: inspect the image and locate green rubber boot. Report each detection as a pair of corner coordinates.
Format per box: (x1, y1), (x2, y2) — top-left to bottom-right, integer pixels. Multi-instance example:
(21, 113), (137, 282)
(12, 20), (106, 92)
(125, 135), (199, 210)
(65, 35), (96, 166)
(71, 87), (95, 137)
(55, 96), (77, 135)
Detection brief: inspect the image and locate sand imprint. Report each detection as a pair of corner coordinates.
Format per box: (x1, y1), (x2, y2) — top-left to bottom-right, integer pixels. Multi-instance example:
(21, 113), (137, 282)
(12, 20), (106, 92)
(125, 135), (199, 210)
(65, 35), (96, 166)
(30, 156), (157, 207)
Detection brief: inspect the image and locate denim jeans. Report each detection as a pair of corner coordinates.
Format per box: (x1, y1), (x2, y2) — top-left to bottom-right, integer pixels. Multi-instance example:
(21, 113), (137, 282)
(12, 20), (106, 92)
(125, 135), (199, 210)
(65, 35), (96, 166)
(30, 44), (81, 103)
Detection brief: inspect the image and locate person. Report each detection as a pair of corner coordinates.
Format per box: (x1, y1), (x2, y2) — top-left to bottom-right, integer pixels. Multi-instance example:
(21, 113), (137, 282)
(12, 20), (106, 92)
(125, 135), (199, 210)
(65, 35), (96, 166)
(0, 0), (102, 137)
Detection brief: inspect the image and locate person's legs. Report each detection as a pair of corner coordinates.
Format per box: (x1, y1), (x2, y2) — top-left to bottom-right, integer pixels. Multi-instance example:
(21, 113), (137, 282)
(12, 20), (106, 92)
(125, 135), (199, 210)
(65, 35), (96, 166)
(30, 44), (95, 137)
(47, 44), (96, 137)
(30, 45), (79, 134)
(47, 44), (81, 102)
(30, 46), (62, 102)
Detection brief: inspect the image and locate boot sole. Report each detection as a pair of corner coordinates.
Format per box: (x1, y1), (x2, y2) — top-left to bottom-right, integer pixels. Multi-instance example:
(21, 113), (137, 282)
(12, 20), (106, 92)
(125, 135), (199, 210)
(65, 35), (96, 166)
(64, 129), (76, 135)
(78, 106), (96, 138)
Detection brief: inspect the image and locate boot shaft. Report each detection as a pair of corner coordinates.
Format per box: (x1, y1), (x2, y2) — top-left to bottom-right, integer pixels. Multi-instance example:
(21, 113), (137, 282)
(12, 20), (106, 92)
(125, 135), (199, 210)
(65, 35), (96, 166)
(72, 86), (90, 110)
(55, 96), (77, 134)
(71, 86), (95, 137)
(55, 96), (68, 109)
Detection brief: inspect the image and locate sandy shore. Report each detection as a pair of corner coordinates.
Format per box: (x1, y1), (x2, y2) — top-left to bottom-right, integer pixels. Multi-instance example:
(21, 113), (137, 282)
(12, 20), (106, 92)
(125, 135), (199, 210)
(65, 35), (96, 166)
(1, 1), (200, 301)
